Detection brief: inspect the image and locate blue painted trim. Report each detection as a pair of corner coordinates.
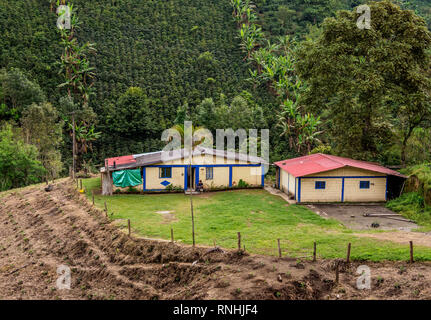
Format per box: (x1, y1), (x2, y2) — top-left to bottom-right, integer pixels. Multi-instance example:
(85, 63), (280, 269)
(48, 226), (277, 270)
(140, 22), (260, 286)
(294, 178), (297, 200)
(277, 168), (281, 189)
(159, 167), (172, 178)
(145, 189), (185, 192)
(146, 164), (261, 168)
(359, 181), (370, 189)
(140, 163), (264, 192)
(298, 178), (301, 203)
(300, 176), (386, 179)
(341, 177), (345, 202)
(315, 181), (326, 189)
(195, 166), (200, 188)
(206, 167), (214, 180)
(386, 177), (389, 200)
(184, 166), (188, 190)
(143, 167), (147, 191)
(261, 165), (265, 187)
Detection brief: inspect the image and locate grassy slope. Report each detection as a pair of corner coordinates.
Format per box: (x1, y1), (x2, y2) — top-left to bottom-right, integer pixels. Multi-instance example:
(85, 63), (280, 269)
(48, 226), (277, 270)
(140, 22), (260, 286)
(386, 164), (431, 230)
(83, 178), (431, 261)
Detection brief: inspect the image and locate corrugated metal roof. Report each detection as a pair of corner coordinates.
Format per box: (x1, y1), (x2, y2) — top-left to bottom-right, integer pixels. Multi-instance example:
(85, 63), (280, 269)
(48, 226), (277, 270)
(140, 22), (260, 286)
(105, 155), (136, 167)
(274, 153), (407, 178)
(102, 147), (268, 172)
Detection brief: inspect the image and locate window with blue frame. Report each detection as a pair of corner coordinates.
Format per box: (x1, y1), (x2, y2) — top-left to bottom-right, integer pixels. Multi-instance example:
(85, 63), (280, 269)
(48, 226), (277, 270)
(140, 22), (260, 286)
(206, 167), (213, 180)
(359, 181), (370, 189)
(315, 181), (326, 189)
(159, 167), (172, 178)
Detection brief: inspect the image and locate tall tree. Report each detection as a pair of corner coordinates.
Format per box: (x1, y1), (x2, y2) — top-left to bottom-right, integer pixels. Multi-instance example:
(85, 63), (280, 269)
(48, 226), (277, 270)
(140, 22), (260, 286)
(296, 0), (431, 163)
(56, 1), (99, 172)
(0, 123), (46, 190)
(21, 102), (64, 180)
(0, 68), (45, 120)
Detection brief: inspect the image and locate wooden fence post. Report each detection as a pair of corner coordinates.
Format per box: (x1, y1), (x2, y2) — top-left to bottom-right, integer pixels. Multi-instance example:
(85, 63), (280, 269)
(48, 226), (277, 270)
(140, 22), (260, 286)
(171, 228), (174, 243)
(346, 243), (351, 263)
(92, 190), (95, 205)
(237, 232), (241, 251)
(313, 242), (317, 262)
(104, 201), (107, 212)
(80, 179), (82, 190)
(277, 239), (282, 258)
(335, 261), (339, 283)
(128, 219), (131, 237)
(213, 240), (216, 248)
(410, 241), (414, 263)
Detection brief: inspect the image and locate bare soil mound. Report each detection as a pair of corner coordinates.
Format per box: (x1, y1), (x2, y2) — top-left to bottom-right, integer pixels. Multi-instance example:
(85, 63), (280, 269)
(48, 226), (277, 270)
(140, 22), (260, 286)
(1, 180), (431, 300)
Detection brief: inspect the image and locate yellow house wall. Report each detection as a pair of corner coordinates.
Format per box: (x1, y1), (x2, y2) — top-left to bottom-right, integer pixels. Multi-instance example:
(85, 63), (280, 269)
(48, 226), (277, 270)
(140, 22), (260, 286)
(201, 167), (230, 188)
(300, 178), (343, 202)
(232, 166), (261, 186)
(307, 167), (386, 177)
(142, 154), (262, 190)
(145, 166), (185, 190)
(280, 170), (296, 197)
(343, 177), (386, 202)
(298, 166), (387, 202)
(280, 169), (288, 193)
(289, 173), (296, 195)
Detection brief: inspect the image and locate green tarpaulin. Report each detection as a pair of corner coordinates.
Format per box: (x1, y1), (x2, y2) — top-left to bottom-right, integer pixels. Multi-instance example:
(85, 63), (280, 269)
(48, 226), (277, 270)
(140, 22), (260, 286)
(112, 169), (142, 188)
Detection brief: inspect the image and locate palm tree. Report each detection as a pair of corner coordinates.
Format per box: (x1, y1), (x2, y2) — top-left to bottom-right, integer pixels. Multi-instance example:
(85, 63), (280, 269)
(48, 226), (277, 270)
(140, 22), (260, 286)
(277, 98), (299, 150)
(277, 98), (322, 155)
(167, 122), (206, 247)
(302, 114), (323, 154)
(68, 121), (101, 171)
(168, 123), (205, 148)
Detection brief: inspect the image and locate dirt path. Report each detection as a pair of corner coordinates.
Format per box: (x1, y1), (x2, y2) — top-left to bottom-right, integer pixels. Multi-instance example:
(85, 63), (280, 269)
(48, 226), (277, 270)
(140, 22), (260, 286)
(354, 231), (431, 248)
(1, 180), (431, 300)
(264, 186), (296, 204)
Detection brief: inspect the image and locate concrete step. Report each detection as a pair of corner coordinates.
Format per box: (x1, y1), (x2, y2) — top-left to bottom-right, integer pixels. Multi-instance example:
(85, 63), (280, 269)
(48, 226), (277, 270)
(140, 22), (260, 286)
(184, 190), (200, 195)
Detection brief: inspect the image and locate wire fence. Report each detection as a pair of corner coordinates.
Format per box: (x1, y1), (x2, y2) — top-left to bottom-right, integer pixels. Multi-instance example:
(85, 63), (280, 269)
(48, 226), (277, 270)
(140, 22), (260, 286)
(74, 179), (419, 263)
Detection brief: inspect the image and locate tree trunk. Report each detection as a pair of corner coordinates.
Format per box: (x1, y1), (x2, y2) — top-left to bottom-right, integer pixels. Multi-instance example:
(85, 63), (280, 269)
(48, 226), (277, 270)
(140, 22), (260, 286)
(401, 126), (414, 167)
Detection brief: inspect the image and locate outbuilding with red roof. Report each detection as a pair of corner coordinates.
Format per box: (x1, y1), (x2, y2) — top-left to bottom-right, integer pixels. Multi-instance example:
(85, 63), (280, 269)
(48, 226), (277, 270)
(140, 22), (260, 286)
(274, 154), (407, 203)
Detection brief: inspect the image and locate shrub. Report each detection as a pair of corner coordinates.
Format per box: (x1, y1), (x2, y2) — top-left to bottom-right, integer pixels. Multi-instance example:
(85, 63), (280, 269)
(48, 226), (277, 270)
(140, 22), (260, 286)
(386, 192), (431, 227)
(165, 184), (183, 192)
(237, 179), (249, 188)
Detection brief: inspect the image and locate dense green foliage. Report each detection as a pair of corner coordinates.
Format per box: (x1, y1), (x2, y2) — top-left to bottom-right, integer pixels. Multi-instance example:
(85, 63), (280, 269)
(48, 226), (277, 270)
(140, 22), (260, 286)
(296, 1), (431, 163)
(0, 0), (261, 159)
(386, 192), (431, 228)
(0, 68), (63, 184)
(384, 164), (431, 228)
(0, 124), (46, 190)
(1, 0), (431, 190)
(21, 102), (63, 179)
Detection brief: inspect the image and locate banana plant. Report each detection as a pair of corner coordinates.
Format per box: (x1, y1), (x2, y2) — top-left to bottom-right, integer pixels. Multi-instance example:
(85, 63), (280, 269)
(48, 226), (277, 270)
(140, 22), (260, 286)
(67, 121), (101, 170)
(57, 1), (96, 106)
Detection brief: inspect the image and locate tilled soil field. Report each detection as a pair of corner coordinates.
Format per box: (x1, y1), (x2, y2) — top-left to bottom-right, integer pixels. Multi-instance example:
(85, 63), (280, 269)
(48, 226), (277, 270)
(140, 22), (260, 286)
(1, 180), (431, 300)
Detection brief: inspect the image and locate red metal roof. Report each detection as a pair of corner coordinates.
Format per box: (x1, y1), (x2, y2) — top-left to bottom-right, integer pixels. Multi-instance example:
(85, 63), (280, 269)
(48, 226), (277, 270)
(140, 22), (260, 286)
(274, 154), (407, 178)
(105, 155), (136, 167)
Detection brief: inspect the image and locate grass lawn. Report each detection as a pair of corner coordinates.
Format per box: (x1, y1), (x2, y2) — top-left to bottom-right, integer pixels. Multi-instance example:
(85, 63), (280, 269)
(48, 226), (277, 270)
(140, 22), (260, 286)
(83, 177), (431, 261)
